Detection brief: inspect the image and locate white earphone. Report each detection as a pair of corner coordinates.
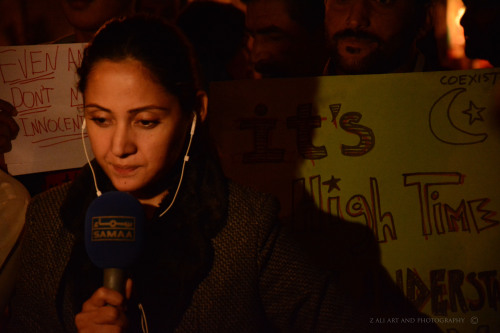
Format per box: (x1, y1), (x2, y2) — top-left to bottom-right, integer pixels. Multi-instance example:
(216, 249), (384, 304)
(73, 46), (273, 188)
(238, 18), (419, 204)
(158, 112), (196, 217)
(81, 112), (198, 216)
(81, 118), (102, 197)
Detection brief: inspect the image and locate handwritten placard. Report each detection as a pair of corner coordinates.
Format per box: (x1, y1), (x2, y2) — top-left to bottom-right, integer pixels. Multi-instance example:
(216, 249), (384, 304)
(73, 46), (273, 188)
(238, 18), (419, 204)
(209, 69), (500, 332)
(0, 43), (88, 175)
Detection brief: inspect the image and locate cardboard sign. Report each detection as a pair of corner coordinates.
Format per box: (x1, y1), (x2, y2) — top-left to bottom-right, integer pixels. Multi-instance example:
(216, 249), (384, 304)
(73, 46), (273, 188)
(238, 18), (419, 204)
(209, 69), (500, 332)
(0, 43), (88, 175)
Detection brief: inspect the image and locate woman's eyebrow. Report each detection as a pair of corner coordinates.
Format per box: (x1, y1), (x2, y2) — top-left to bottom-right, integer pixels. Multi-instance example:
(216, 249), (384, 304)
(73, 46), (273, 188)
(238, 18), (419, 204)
(128, 106), (172, 115)
(84, 104), (110, 112)
(83, 104), (171, 114)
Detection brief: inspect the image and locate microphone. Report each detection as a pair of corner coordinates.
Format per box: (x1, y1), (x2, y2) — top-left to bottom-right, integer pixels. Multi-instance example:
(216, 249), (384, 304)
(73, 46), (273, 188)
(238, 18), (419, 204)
(85, 191), (145, 295)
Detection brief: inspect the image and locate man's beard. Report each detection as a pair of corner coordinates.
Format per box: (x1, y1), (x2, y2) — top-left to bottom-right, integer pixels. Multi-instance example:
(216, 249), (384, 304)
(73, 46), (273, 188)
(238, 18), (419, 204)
(327, 29), (410, 75)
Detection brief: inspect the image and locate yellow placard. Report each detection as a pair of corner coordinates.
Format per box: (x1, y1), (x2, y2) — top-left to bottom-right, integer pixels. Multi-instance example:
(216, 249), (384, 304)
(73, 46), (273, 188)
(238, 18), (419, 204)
(210, 69), (500, 332)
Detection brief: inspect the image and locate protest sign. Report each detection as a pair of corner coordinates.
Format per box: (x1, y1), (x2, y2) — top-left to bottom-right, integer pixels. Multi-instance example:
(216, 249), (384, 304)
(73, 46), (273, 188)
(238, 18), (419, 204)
(210, 69), (500, 332)
(0, 43), (87, 175)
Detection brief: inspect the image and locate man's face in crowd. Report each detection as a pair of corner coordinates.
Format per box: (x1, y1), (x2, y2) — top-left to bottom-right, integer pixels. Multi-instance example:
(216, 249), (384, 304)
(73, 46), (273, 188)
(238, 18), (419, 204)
(324, 0), (422, 74)
(460, 0), (500, 66)
(61, 0), (135, 33)
(246, 0), (317, 78)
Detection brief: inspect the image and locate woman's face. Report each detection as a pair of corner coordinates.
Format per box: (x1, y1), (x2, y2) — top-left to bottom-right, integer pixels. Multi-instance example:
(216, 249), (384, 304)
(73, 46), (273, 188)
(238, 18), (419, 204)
(83, 59), (190, 198)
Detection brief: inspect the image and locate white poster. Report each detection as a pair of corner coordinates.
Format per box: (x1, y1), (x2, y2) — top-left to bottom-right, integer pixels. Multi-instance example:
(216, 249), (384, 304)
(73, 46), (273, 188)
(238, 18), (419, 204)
(0, 43), (88, 175)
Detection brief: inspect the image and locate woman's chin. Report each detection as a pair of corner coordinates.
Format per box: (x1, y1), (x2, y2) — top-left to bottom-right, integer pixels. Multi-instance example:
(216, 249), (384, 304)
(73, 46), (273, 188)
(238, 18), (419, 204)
(110, 180), (141, 194)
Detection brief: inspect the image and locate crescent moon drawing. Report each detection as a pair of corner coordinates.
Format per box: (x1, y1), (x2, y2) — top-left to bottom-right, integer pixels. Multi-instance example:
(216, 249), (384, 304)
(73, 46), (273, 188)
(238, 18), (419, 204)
(429, 88), (488, 145)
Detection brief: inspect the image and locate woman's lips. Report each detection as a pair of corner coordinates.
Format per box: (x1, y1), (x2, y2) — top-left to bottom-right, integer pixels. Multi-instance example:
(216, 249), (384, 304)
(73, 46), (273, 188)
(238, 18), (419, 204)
(112, 164), (139, 176)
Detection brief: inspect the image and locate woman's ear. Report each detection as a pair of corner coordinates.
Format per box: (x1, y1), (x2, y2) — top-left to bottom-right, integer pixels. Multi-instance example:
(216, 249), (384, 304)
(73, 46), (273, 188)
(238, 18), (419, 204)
(196, 90), (208, 123)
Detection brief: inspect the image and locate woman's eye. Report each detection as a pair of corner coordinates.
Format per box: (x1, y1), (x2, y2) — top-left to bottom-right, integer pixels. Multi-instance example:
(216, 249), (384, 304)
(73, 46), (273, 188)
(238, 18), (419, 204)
(90, 117), (110, 127)
(136, 119), (160, 128)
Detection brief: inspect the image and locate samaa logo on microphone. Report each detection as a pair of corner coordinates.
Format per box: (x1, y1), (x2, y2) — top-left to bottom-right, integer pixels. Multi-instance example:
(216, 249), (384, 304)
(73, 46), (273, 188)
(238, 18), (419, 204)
(91, 216), (136, 242)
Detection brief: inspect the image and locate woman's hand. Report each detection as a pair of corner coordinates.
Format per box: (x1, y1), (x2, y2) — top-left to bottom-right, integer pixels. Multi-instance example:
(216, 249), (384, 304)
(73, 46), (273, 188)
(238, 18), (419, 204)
(0, 100), (20, 172)
(75, 279), (132, 333)
(0, 100), (19, 154)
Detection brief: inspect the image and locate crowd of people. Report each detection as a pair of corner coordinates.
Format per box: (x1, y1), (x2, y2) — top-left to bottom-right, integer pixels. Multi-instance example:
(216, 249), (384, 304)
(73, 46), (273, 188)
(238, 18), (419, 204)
(0, 0), (498, 332)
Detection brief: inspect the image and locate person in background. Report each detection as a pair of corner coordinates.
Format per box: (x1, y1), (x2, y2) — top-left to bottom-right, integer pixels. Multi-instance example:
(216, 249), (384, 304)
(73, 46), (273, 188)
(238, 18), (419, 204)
(0, 170), (29, 330)
(324, 0), (436, 75)
(242, 0), (328, 78)
(176, 1), (254, 89)
(0, 0), (25, 46)
(460, 0), (500, 67)
(55, 0), (137, 43)
(0, 102), (30, 331)
(0, 101), (19, 161)
(139, 0), (185, 22)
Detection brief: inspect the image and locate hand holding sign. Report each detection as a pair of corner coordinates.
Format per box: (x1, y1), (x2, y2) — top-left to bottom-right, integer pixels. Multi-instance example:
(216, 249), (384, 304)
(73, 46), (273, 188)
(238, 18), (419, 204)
(0, 99), (19, 171)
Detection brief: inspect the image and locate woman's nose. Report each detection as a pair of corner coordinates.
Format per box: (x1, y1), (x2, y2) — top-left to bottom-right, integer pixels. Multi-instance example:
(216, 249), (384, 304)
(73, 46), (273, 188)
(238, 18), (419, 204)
(110, 123), (137, 157)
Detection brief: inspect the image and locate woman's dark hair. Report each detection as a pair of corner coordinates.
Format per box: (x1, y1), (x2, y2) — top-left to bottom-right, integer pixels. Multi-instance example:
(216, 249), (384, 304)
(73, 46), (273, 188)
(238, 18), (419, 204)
(77, 14), (202, 115)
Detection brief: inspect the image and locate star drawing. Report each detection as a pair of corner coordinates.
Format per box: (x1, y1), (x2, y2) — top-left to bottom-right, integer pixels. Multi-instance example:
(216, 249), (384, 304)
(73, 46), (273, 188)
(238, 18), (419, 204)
(462, 101), (485, 125)
(322, 175), (341, 193)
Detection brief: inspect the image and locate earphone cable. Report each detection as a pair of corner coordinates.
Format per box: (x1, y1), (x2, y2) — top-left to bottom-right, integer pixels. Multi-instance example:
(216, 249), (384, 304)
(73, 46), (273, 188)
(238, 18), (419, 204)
(81, 120), (102, 197)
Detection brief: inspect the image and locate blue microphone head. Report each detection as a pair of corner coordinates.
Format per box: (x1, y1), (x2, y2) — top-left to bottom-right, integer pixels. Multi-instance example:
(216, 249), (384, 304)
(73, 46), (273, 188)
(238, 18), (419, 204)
(85, 191), (145, 269)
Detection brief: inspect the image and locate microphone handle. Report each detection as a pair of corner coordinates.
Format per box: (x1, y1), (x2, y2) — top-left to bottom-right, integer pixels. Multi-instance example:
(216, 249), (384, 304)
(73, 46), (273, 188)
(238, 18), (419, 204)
(103, 268), (126, 296)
